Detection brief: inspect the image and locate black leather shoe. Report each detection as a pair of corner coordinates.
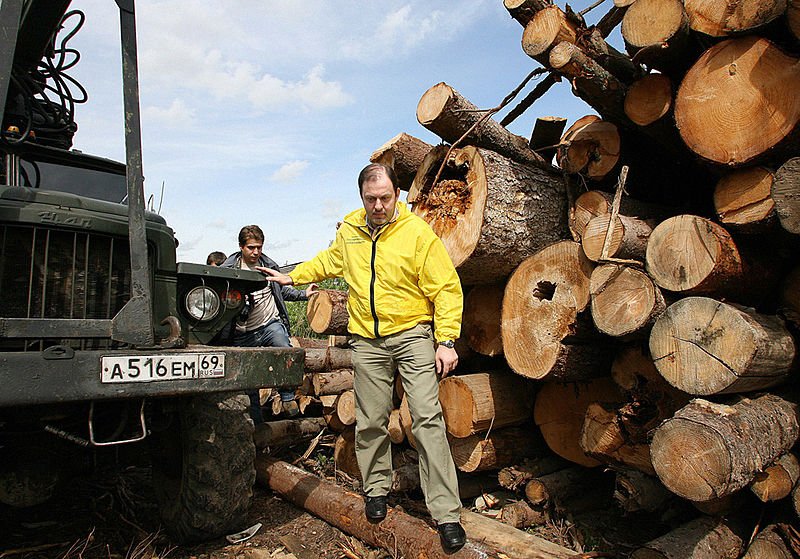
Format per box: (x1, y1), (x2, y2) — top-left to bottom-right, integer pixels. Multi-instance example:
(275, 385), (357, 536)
(438, 522), (466, 552)
(364, 495), (387, 522)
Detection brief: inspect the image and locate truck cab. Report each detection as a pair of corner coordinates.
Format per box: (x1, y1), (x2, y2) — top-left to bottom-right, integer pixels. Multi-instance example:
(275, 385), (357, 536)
(0, 0), (304, 542)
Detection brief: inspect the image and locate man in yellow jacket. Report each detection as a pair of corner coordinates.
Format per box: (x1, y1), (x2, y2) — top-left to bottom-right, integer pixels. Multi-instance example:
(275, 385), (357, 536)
(260, 163), (466, 552)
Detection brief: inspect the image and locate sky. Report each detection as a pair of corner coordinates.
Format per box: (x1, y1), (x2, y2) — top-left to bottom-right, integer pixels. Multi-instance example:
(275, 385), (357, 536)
(65, 0), (608, 266)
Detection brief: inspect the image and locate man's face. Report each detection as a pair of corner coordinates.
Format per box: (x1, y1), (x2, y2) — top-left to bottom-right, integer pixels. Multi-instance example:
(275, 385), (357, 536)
(361, 172), (399, 227)
(241, 238), (263, 266)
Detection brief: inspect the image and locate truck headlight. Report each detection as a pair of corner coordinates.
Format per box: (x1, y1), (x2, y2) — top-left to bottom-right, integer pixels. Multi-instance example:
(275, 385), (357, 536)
(185, 286), (221, 321)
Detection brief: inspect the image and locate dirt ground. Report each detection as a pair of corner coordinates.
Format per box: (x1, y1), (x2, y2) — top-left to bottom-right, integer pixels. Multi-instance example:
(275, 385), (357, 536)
(0, 433), (673, 559)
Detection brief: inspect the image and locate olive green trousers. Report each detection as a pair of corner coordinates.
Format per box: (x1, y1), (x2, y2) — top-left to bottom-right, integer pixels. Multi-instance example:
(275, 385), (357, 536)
(350, 323), (461, 524)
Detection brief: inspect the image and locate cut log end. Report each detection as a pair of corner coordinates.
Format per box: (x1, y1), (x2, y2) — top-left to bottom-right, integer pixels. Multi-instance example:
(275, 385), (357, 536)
(714, 166), (775, 227)
(416, 82), (453, 126)
(675, 36), (800, 166)
(624, 74), (673, 126)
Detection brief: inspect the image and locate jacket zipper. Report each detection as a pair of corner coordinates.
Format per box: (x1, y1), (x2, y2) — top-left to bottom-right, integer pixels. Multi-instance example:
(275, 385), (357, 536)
(370, 234), (380, 337)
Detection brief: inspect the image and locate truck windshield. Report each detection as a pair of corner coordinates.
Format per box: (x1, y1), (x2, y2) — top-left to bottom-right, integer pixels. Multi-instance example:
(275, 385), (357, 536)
(2, 142), (128, 203)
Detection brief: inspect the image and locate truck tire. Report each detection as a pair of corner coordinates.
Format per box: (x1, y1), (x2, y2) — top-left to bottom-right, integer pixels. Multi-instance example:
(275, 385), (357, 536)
(150, 392), (256, 543)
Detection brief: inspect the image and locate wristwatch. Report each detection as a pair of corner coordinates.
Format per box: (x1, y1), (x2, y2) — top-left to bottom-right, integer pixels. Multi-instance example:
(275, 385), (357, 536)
(439, 340), (455, 349)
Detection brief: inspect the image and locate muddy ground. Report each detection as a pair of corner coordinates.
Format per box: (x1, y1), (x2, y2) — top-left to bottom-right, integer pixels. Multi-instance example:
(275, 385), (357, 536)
(0, 433), (675, 559)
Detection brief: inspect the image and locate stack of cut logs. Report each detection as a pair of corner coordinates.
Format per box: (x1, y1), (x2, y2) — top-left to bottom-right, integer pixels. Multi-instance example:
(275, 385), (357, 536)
(371, 0), (800, 556)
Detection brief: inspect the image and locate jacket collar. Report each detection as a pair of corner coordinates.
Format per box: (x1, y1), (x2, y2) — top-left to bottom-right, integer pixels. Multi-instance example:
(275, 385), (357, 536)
(344, 200), (410, 230)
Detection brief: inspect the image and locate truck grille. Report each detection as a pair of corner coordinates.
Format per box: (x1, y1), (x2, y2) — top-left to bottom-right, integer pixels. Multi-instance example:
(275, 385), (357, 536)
(0, 225), (131, 349)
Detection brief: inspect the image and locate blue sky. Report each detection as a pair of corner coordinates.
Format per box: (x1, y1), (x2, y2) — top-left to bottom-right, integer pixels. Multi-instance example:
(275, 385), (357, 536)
(67, 0), (605, 266)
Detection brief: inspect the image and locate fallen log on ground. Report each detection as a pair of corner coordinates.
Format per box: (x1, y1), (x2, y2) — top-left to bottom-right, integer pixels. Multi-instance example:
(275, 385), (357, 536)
(630, 515), (745, 559)
(253, 417), (326, 449)
(255, 457), (575, 559)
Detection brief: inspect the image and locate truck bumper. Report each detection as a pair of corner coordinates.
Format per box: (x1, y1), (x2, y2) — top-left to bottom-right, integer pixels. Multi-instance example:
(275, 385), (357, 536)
(0, 345), (305, 407)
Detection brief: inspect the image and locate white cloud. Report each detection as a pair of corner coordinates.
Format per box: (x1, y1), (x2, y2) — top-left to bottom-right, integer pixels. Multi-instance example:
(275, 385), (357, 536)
(143, 99), (195, 128)
(271, 160), (310, 183)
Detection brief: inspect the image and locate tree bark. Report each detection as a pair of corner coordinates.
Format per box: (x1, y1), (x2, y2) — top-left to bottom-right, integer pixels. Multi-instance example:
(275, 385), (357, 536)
(750, 452), (800, 502)
(684, 0), (788, 37)
(675, 36), (800, 167)
(534, 377), (623, 466)
(772, 157), (800, 235)
(304, 347), (353, 372)
(410, 145), (567, 285)
(416, 83), (548, 169)
(463, 283), (504, 356)
(649, 297), (795, 395)
(257, 458), (574, 559)
(630, 516), (744, 559)
(459, 510), (574, 558)
(582, 213), (654, 262)
(548, 41), (628, 125)
(369, 132), (433, 192)
(450, 427), (549, 473)
(590, 264), (666, 338)
(557, 115), (621, 181)
(311, 368), (354, 396)
(439, 372), (533, 438)
(714, 166), (777, 232)
(306, 290), (349, 336)
(650, 395), (800, 501)
(503, 241), (613, 381)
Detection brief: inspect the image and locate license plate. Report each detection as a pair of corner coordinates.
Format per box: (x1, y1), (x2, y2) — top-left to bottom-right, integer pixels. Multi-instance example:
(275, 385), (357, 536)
(101, 353), (225, 383)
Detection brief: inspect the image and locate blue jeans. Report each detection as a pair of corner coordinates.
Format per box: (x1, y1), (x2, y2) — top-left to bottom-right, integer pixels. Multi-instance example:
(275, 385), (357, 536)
(233, 319), (292, 423)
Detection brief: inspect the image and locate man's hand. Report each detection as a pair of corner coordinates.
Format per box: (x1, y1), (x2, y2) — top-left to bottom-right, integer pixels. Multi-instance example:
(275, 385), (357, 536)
(435, 345), (458, 378)
(306, 283), (320, 297)
(255, 266), (294, 285)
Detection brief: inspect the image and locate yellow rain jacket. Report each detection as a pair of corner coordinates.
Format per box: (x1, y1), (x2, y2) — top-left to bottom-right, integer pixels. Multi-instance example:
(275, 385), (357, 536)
(289, 201), (462, 341)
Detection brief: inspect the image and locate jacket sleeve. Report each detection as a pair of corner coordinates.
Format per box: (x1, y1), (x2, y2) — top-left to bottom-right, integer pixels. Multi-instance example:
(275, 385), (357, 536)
(289, 228), (345, 285)
(417, 235), (463, 342)
(280, 284), (308, 301)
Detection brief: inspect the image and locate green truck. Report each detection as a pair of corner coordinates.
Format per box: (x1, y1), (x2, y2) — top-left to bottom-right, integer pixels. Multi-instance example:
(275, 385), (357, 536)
(0, 0), (304, 542)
